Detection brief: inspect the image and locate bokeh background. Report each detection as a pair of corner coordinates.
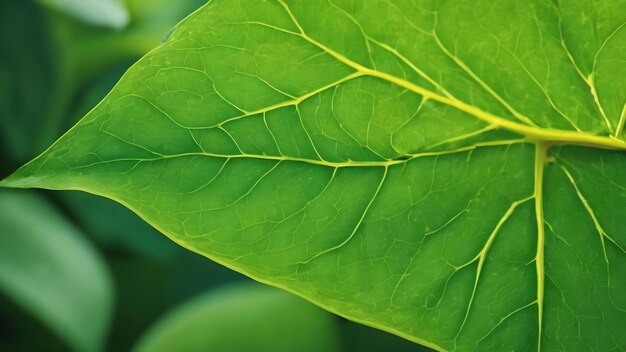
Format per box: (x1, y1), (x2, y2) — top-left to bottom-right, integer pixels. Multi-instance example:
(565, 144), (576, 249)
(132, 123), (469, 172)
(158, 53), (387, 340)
(0, 1), (432, 351)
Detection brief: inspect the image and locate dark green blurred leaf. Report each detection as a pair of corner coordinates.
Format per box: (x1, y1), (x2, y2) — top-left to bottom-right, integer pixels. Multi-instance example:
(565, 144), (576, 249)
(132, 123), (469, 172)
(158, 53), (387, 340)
(60, 190), (176, 260)
(106, 253), (245, 350)
(133, 284), (342, 352)
(339, 319), (432, 352)
(0, 0), (207, 166)
(0, 291), (69, 352)
(37, 0), (129, 29)
(0, 0), (62, 163)
(0, 190), (113, 352)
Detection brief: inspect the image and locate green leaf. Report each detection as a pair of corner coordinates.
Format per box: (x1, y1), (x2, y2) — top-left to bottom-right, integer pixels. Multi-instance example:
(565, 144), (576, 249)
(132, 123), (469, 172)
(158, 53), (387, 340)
(37, 0), (129, 29)
(2, 1), (625, 350)
(0, 190), (113, 352)
(133, 283), (342, 352)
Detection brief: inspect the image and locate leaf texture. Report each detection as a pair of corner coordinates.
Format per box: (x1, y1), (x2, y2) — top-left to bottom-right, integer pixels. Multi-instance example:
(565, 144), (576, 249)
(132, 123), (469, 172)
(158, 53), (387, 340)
(2, 1), (625, 350)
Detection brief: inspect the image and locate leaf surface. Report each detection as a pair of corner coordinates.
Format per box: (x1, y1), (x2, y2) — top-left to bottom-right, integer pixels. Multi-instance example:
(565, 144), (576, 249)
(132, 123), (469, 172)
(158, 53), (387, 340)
(2, 1), (625, 350)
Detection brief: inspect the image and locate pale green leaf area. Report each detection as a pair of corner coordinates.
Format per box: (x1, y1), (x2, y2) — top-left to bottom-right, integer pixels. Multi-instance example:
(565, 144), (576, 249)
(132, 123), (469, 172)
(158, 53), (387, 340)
(133, 283), (342, 352)
(37, 0), (129, 29)
(2, 0), (625, 350)
(0, 190), (113, 352)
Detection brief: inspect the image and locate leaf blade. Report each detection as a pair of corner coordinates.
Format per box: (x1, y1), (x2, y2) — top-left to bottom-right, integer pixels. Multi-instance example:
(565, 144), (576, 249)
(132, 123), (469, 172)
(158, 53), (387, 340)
(2, 1), (625, 350)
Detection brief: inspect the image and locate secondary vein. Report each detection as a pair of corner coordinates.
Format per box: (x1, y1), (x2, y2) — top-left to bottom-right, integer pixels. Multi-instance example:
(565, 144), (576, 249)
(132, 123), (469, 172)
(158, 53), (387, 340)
(533, 142), (547, 351)
(275, 2), (626, 150)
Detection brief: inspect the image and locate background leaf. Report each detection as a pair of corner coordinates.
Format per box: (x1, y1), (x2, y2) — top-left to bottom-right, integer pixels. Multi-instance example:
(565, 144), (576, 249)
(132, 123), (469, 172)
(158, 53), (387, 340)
(0, 190), (113, 352)
(0, 0), (62, 163)
(37, 0), (129, 29)
(133, 283), (342, 352)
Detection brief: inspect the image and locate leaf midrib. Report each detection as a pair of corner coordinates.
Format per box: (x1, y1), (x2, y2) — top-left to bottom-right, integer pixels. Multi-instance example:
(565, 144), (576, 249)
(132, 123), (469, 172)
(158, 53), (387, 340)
(64, 137), (526, 170)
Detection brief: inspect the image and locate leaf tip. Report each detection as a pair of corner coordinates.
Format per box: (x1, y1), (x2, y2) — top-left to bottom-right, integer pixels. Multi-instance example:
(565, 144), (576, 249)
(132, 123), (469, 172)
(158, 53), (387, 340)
(0, 165), (46, 189)
(0, 173), (30, 189)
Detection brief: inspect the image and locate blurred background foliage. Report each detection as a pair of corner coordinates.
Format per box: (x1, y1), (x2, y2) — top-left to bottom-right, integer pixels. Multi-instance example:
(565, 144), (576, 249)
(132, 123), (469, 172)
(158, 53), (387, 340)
(0, 1), (430, 351)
